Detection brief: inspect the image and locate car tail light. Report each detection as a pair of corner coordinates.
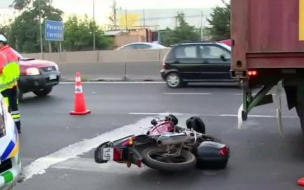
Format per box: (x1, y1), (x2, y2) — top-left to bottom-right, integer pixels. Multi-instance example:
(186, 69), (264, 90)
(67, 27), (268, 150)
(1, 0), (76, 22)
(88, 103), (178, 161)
(248, 70), (257, 76)
(113, 148), (122, 161)
(220, 146), (229, 155)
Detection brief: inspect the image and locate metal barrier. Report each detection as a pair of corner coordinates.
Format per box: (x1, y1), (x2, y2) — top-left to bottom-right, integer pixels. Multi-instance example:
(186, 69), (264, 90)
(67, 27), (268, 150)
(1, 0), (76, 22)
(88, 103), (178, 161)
(58, 61), (163, 81)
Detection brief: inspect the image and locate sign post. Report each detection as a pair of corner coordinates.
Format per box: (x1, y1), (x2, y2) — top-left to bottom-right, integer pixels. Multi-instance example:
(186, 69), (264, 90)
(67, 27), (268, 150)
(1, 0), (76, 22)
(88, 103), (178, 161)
(45, 20), (64, 52)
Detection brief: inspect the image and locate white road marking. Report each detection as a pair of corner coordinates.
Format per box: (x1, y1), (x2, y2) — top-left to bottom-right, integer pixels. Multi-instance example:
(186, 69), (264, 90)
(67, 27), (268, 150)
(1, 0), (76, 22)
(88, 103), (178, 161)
(60, 81), (165, 84)
(21, 116), (155, 181)
(163, 92), (211, 95)
(128, 112), (298, 118)
(234, 93), (282, 96)
(52, 158), (147, 174)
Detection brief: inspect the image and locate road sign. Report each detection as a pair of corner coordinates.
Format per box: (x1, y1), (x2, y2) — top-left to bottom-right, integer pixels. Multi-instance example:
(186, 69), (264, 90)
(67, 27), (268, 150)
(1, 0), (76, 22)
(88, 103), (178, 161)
(45, 20), (64, 41)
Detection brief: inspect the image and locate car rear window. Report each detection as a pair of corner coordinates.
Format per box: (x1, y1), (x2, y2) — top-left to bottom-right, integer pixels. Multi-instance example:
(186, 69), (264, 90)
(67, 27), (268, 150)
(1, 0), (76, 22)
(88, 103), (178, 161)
(199, 45), (231, 59)
(175, 46), (197, 59)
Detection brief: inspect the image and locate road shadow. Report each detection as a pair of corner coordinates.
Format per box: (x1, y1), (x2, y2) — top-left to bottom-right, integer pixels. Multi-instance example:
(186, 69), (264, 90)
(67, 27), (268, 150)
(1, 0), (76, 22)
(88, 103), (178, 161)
(19, 95), (56, 105)
(178, 82), (241, 89)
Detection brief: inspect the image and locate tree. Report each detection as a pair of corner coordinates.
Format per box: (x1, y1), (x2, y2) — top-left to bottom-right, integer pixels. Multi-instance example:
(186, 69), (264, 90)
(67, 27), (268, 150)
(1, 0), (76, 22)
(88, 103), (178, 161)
(204, 2), (231, 41)
(7, 0), (63, 53)
(64, 15), (113, 51)
(161, 12), (201, 46)
(107, 0), (121, 30)
(0, 25), (9, 37)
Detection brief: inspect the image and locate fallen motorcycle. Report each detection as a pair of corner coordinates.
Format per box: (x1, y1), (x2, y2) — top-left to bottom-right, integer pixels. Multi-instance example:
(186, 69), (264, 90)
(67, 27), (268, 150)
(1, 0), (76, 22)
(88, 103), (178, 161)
(94, 114), (230, 172)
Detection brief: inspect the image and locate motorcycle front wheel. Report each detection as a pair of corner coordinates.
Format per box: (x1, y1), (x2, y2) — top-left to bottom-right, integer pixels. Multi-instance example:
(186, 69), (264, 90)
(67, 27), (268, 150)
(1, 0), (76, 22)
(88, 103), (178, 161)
(141, 147), (196, 172)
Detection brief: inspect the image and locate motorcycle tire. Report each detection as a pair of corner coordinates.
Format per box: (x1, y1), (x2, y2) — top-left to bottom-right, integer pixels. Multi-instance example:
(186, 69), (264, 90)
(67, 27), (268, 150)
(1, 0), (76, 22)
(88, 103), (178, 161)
(141, 147), (197, 172)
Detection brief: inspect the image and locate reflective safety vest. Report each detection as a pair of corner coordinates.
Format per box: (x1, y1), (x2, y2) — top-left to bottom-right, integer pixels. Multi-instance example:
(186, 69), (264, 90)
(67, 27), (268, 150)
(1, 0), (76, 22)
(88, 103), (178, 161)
(0, 45), (20, 92)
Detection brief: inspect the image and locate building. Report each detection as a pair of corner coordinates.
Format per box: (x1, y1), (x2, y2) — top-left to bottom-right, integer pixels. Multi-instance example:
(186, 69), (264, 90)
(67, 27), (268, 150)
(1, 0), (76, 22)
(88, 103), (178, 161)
(114, 8), (212, 31)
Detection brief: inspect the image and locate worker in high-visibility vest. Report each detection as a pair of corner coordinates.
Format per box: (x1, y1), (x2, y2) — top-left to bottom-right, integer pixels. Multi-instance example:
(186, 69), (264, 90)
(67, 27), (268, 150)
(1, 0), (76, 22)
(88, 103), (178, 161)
(0, 34), (21, 133)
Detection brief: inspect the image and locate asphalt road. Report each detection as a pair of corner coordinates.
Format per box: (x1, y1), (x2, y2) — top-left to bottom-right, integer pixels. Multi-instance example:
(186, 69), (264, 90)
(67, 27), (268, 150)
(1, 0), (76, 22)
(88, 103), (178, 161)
(11, 82), (304, 190)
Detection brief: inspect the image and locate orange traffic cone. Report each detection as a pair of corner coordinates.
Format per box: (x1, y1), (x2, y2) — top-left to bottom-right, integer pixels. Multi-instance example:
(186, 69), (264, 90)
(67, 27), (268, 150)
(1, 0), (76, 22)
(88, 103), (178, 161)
(298, 177), (304, 186)
(70, 72), (91, 115)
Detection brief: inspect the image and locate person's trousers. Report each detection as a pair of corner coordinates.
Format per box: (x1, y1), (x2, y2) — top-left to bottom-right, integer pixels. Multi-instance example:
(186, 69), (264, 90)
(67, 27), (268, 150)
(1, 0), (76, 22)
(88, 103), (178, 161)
(1, 86), (21, 131)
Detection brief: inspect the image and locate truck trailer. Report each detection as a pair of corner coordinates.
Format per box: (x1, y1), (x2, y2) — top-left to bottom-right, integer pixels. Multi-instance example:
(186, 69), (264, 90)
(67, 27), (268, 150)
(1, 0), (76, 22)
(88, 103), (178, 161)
(230, 0), (304, 133)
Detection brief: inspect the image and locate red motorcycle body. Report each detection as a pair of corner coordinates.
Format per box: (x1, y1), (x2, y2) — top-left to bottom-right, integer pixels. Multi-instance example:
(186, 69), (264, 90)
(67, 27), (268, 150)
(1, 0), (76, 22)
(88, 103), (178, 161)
(148, 120), (174, 135)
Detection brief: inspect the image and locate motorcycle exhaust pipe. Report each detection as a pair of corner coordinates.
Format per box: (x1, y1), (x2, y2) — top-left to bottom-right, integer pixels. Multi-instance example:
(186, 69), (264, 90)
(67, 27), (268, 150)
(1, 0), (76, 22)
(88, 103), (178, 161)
(156, 133), (190, 146)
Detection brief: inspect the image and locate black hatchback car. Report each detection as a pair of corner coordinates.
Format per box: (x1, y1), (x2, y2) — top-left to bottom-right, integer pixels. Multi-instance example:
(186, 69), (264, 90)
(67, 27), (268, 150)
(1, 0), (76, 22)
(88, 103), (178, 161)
(160, 41), (234, 88)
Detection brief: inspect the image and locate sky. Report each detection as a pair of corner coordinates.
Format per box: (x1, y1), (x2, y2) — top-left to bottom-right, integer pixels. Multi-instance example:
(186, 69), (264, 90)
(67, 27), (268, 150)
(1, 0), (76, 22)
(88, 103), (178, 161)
(0, 0), (226, 24)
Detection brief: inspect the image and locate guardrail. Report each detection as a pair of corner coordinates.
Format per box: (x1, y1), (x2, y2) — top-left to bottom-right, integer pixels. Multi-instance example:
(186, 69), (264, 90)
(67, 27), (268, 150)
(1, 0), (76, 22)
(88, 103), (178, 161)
(22, 49), (171, 81)
(22, 49), (171, 63)
(58, 61), (163, 81)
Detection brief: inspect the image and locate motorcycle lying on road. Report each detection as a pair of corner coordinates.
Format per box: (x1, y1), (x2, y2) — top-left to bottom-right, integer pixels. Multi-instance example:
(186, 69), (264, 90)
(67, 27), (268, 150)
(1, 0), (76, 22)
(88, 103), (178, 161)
(94, 114), (230, 172)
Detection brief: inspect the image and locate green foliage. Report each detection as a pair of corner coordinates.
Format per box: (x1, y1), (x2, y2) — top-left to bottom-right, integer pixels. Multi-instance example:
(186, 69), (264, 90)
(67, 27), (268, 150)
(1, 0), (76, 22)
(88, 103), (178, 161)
(205, 3), (231, 41)
(2, 0), (113, 53)
(0, 25), (9, 37)
(161, 12), (201, 46)
(6, 0), (63, 53)
(64, 15), (113, 51)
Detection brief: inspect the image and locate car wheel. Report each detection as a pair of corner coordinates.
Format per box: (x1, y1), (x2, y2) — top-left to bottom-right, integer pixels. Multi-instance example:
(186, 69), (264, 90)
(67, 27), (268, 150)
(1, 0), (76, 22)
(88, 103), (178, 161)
(17, 85), (23, 102)
(17, 90), (23, 102)
(165, 73), (184, 88)
(33, 86), (53, 97)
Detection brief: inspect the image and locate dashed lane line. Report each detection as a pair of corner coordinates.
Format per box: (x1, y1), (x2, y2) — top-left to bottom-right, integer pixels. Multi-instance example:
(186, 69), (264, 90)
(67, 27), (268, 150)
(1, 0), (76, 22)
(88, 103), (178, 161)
(128, 112), (298, 118)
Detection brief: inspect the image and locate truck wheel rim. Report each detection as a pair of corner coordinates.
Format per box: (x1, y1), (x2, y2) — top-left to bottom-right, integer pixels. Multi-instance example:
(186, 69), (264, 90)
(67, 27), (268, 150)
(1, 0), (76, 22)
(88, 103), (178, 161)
(167, 74), (180, 87)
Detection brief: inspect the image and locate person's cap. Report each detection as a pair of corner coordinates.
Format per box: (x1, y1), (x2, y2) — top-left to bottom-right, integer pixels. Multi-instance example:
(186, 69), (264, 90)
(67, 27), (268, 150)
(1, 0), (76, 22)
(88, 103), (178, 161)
(0, 34), (7, 42)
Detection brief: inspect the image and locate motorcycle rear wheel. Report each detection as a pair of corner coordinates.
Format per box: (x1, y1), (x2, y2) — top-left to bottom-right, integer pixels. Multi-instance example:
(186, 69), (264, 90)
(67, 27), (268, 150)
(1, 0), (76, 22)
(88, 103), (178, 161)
(141, 147), (196, 172)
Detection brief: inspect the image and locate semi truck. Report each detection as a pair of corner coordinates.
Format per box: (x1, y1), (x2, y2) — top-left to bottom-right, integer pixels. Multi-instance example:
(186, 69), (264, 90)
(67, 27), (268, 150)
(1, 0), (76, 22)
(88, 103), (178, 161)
(230, 0), (304, 133)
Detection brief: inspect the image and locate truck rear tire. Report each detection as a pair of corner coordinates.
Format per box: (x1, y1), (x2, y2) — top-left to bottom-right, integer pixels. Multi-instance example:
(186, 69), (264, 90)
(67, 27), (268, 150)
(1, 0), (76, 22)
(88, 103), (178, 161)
(296, 104), (304, 135)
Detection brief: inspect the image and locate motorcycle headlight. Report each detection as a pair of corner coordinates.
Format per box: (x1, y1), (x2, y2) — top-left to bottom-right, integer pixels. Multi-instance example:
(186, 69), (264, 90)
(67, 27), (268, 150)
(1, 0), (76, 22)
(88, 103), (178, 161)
(26, 68), (40, 75)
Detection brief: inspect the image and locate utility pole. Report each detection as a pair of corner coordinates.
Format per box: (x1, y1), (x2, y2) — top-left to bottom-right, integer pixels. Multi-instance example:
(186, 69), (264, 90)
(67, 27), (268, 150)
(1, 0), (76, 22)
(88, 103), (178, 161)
(143, 9), (145, 27)
(200, 11), (203, 40)
(113, 0), (117, 29)
(38, 0), (43, 58)
(108, 0), (121, 30)
(92, 0), (96, 50)
(125, 9), (128, 31)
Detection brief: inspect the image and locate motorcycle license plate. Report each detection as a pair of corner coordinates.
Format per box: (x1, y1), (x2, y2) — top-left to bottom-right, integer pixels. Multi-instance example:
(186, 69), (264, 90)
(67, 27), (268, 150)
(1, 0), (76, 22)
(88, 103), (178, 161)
(49, 75), (57, 80)
(102, 148), (114, 161)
